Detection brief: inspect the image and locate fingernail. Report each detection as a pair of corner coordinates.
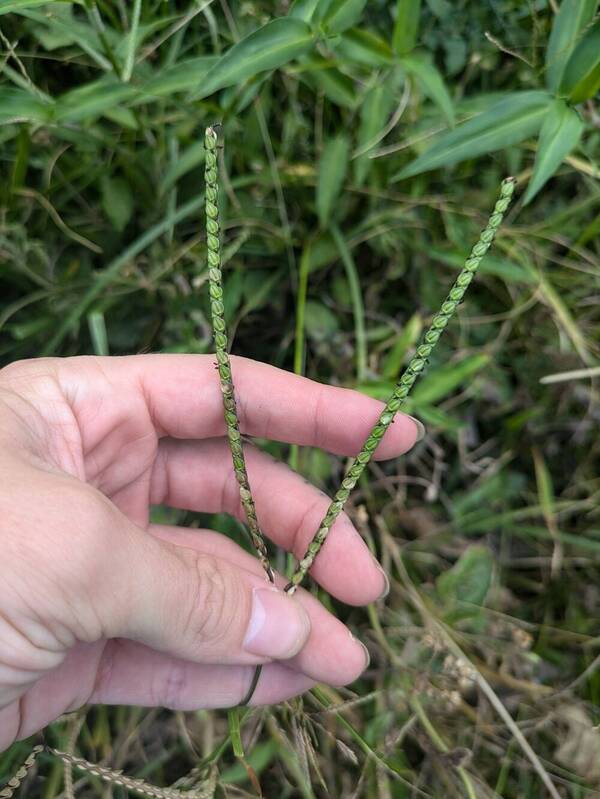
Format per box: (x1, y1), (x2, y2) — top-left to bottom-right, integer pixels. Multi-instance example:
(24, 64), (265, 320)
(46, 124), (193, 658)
(370, 553), (390, 600)
(350, 632), (371, 669)
(359, 641), (371, 669)
(378, 569), (390, 600)
(243, 588), (310, 659)
(407, 415), (425, 442)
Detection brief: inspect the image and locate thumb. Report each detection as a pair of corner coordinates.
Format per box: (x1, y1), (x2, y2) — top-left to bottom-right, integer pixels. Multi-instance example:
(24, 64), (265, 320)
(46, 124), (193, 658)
(96, 520), (311, 665)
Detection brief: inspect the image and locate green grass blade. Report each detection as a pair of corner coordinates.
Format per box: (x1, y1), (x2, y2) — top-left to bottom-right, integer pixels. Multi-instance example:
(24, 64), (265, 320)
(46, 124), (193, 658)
(336, 28), (393, 67)
(394, 91), (549, 179)
(136, 57), (218, 100)
(0, 87), (53, 124)
(227, 710), (244, 758)
(288, 0), (320, 22)
(401, 52), (455, 125)
(411, 353), (490, 405)
(87, 311), (109, 356)
(523, 99), (583, 204)
(393, 0), (421, 56)
(381, 313), (422, 380)
(559, 19), (600, 103)
(545, 0), (598, 92)
(316, 135), (350, 228)
(320, 0), (368, 34)
(196, 18), (314, 100)
(54, 77), (137, 123)
(122, 0), (142, 82)
(331, 225), (367, 381)
(0, 0), (68, 12)
(353, 82), (395, 185)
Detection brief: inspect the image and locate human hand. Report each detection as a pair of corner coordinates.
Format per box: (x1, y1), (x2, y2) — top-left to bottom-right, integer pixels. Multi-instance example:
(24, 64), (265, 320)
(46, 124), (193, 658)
(0, 355), (422, 750)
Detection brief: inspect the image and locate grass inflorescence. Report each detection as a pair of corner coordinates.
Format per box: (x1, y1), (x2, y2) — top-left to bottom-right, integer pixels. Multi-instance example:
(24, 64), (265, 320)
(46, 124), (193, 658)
(285, 178), (516, 593)
(204, 125), (274, 585)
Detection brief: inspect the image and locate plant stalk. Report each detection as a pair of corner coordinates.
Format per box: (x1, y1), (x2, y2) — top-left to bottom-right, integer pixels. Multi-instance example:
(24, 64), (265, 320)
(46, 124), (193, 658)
(204, 125), (274, 584)
(284, 177), (516, 594)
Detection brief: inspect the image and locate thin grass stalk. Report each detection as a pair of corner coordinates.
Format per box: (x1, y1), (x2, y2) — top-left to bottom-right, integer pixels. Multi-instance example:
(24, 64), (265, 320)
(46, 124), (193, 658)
(204, 125), (274, 584)
(0, 744), (218, 799)
(284, 177), (516, 594)
(0, 746), (43, 799)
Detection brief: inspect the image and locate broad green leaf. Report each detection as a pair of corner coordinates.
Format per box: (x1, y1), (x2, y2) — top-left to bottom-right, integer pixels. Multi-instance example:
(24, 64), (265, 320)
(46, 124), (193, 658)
(19, 7), (113, 71)
(104, 106), (138, 129)
(0, 88), (53, 124)
(393, 0), (421, 56)
(411, 354), (490, 405)
(100, 176), (134, 232)
(402, 52), (454, 124)
(0, 0), (74, 13)
(139, 57), (218, 100)
(545, 0), (598, 92)
(394, 91), (550, 180)
(197, 18), (314, 100)
(307, 65), (357, 108)
(336, 28), (393, 67)
(55, 78), (137, 123)
(317, 135), (350, 227)
(559, 20), (600, 103)
(289, 0), (321, 22)
(320, 0), (368, 34)
(436, 546), (493, 608)
(353, 82), (395, 185)
(523, 99), (583, 204)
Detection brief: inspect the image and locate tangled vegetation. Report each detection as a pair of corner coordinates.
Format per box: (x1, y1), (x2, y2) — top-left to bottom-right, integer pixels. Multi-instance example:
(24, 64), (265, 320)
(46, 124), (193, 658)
(1, 1), (599, 797)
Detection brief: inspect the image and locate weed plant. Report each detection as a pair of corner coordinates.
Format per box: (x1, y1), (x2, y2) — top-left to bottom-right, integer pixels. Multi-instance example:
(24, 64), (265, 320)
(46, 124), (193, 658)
(1, 2), (599, 797)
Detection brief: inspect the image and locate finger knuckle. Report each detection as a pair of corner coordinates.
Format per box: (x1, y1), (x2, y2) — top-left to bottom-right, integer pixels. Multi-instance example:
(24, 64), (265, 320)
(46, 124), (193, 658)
(292, 496), (327, 556)
(150, 659), (189, 709)
(180, 553), (235, 650)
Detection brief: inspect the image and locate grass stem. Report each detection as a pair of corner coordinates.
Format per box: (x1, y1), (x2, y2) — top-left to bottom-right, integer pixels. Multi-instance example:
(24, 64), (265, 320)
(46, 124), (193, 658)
(284, 177), (516, 593)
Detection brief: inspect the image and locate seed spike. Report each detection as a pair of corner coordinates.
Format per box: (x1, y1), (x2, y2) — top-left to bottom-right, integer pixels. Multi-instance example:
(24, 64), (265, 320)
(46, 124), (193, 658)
(284, 177), (516, 594)
(204, 125), (274, 584)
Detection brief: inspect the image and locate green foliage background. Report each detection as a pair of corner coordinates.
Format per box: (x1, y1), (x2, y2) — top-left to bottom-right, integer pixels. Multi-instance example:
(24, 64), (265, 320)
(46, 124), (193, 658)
(1, 1), (599, 797)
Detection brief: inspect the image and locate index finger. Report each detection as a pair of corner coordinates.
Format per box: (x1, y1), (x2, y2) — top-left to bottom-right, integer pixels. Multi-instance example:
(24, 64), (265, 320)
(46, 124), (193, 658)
(122, 353), (422, 458)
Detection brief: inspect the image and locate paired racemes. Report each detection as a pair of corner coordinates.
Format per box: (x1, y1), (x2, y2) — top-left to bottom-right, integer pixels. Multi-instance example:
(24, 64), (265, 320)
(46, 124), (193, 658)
(204, 123), (515, 595)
